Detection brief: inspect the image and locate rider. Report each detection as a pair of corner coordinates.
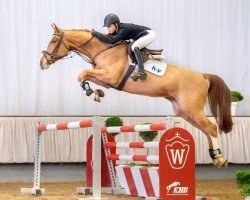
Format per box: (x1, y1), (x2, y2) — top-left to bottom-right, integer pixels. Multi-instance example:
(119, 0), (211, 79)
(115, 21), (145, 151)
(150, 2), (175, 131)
(92, 13), (156, 80)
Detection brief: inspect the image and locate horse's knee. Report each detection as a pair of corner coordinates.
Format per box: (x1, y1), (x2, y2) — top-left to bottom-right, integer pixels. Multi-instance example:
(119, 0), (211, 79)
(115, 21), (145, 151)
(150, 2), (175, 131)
(78, 70), (88, 81)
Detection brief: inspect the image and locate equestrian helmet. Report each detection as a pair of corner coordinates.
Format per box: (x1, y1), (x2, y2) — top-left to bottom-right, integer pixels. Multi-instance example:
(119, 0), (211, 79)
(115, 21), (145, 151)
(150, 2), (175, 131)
(103, 14), (120, 27)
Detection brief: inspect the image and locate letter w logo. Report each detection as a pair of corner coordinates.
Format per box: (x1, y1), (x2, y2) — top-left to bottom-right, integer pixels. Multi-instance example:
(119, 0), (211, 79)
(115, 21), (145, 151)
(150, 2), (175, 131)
(170, 149), (185, 164)
(165, 142), (189, 169)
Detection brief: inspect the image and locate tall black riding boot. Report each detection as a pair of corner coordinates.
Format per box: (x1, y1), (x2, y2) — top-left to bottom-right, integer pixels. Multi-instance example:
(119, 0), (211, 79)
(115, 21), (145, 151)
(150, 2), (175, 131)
(131, 47), (147, 81)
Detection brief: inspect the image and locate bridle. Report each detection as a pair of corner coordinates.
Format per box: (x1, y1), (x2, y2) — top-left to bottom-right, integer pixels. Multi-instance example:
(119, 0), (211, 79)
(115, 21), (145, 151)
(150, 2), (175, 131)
(42, 31), (94, 64)
(42, 30), (124, 66)
(42, 32), (68, 63)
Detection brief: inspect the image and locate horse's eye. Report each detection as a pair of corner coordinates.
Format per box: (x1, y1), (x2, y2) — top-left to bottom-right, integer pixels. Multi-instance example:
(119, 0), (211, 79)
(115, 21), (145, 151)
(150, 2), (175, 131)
(51, 39), (57, 43)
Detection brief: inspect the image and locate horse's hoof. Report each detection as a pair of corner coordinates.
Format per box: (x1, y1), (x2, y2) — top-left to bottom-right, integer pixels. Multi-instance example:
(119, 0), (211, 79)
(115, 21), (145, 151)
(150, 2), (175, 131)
(88, 90), (101, 102)
(212, 155), (228, 169)
(222, 159), (228, 168)
(97, 89), (105, 97)
(92, 90), (101, 102)
(94, 94), (101, 102)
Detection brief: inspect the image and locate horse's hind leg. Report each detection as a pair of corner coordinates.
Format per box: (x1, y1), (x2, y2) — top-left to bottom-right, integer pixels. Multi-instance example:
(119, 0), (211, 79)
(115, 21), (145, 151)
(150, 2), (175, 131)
(174, 87), (227, 169)
(182, 111), (227, 169)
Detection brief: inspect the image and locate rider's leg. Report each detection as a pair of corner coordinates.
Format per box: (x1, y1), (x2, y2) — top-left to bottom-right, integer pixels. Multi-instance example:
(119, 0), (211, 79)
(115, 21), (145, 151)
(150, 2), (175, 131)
(133, 47), (147, 79)
(131, 30), (155, 80)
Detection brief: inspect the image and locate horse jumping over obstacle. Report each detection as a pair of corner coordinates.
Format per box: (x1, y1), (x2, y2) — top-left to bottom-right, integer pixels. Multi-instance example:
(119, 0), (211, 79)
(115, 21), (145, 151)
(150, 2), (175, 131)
(39, 24), (233, 169)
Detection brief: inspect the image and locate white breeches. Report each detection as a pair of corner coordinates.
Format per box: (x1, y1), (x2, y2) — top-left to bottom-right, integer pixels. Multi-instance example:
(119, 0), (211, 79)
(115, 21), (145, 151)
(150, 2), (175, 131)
(131, 30), (156, 51)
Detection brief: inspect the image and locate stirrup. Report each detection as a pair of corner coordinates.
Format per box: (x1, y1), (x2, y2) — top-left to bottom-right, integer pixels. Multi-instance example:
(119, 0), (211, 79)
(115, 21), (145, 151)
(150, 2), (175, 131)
(131, 70), (147, 81)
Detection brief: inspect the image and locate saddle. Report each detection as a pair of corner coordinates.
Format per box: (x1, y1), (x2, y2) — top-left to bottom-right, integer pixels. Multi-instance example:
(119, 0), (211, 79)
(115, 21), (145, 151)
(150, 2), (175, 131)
(126, 43), (165, 64)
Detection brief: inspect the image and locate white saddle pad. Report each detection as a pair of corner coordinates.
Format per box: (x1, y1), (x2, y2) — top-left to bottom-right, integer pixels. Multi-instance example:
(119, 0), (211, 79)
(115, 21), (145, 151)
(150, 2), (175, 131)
(144, 60), (167, 76)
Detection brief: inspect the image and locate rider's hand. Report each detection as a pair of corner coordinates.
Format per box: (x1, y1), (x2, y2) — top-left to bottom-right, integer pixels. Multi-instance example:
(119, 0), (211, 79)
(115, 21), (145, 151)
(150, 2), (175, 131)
(92, 29), (98, 36)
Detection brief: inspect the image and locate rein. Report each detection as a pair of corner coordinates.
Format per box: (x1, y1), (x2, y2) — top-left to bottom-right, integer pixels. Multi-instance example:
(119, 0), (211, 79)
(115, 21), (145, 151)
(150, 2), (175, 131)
(91, 42), (125, 65)
(74, 38), (125, 66)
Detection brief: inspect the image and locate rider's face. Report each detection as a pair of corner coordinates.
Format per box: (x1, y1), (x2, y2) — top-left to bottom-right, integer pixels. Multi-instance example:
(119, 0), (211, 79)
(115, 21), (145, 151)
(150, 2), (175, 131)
(107, 24), (117, 34)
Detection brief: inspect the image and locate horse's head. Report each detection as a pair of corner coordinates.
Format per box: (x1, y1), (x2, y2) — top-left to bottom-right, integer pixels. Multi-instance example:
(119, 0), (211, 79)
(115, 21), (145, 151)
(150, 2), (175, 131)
(40, 23), (70, 70)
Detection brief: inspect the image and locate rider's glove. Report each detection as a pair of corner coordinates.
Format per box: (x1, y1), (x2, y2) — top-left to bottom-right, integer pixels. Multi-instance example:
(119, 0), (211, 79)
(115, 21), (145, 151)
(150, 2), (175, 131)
(92, 29), (98, 36)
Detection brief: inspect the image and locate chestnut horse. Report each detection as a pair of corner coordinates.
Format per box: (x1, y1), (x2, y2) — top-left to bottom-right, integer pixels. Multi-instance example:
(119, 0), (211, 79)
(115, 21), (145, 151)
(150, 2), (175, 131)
(40, 24), (233, 169)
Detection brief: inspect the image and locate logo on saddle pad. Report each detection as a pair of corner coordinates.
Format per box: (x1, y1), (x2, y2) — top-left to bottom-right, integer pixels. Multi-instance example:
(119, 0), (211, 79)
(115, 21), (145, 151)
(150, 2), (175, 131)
(165, 132), (190, 169)
(144, 60), (166, 76)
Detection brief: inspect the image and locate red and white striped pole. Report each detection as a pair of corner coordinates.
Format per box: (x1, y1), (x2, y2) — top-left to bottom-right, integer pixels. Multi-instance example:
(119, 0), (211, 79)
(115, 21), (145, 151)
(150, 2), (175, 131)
(37, 121), (166, 134)
(37, 119), (93, 132)
(101, 123), (167, 134)
(37, 119), (167, 134)
(106, 154), (159, 163)
(104, 141), (159, 149)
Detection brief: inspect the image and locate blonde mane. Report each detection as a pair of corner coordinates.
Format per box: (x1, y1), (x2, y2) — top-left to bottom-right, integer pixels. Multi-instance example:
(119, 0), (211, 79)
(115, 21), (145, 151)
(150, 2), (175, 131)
(65, 29), (91, 33)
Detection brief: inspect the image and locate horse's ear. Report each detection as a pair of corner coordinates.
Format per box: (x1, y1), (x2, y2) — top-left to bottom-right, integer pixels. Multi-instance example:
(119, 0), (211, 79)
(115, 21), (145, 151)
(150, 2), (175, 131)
(51, 23), (61, 32)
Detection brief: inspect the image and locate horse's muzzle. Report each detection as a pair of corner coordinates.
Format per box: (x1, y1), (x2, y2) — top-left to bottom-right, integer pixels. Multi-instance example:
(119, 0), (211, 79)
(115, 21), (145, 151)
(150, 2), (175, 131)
(39, 55), (50, 70)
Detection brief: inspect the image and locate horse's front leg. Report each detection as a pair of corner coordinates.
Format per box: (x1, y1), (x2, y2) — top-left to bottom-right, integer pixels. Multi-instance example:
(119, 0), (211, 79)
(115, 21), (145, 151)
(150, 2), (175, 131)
(77, 70), (89, 82)
(78, 68), (112, 84)
(78, 68), (111, 102)
(88, 77), (111, 89)
(80, 79), (105, 102)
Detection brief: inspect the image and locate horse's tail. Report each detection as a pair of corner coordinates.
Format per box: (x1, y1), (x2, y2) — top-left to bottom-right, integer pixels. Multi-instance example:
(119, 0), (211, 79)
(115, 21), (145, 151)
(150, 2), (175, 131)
(204, 73), (233, 133)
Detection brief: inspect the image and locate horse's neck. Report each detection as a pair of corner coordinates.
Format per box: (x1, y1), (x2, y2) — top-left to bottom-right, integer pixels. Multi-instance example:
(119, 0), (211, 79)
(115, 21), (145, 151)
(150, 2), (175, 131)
(65, 30), (110, 62)
(64, 30), (129, 67)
